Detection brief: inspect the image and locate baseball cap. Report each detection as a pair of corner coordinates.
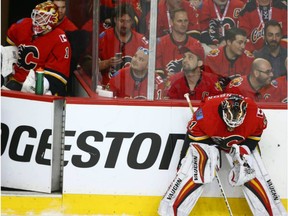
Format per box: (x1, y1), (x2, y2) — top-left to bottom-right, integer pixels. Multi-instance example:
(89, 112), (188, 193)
(179, 43), (205, 61)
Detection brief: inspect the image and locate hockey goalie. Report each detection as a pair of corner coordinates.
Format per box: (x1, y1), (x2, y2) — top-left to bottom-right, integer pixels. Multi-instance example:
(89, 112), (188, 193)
(158, 93), (287, 216)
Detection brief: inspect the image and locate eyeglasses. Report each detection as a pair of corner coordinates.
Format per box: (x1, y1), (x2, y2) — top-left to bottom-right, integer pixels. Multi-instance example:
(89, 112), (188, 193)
(137, 47), (149, 55)
(256, 68), (273, 75)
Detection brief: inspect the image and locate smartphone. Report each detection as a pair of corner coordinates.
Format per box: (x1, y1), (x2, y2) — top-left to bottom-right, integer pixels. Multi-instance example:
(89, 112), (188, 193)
(115, 52), (122, 59)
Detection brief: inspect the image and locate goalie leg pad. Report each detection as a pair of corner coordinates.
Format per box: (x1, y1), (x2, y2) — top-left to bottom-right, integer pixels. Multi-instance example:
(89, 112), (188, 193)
(190, 143), (220, 184)
(158, 144), (204, 216)
(158, 176), (204, 216)
(158, 143), (219, 216)
(226, 149), (287, 216)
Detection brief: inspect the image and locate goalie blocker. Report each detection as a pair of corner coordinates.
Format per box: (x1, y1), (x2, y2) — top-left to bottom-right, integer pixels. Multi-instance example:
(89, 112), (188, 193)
(158, 94), (287, 216)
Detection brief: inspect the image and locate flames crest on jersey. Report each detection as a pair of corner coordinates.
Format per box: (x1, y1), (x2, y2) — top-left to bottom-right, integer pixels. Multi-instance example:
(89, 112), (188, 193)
(228, 77), (243, 88)
(208, 48), (220, 57)
(208, 18), (235, 42)
(166, 58), (183, 74)
(244, 50), (254, 58)
(17, 44), (39, 70)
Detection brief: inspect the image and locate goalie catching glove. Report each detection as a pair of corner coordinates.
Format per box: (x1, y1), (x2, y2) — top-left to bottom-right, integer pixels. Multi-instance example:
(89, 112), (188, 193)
(228, 144), (256, 186)
(21, 69), (51, 95)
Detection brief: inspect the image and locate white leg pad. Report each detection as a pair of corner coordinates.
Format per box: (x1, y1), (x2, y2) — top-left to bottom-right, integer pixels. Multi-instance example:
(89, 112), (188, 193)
(225, 150), (287, 216)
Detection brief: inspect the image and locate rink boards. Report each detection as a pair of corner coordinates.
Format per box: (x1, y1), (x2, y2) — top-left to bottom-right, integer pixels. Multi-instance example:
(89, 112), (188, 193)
(1, 92), (287, 215)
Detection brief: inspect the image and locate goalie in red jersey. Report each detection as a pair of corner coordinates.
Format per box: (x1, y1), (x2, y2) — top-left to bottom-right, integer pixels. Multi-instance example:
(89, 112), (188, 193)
(3, 1), (71, 96)
(158, 93), (287, 216)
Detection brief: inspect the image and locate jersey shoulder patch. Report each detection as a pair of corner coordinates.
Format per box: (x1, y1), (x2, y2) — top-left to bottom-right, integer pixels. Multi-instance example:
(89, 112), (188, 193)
(244, 50), (254, 58)
(270, 79), (279, 88)
(99, 31), (106, 39)
(195, 108), (204, 120)
(229, 77), (243, 88)
(207, 48), (220, 57)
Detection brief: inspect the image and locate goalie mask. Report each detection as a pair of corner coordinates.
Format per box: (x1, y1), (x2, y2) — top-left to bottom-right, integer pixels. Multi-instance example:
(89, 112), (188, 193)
(31, 1), (58, 35)
(221, 94), (247, 128)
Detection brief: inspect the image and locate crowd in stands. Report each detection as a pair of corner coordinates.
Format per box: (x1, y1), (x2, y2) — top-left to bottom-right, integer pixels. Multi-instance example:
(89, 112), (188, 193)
(1, 0), (287, 103)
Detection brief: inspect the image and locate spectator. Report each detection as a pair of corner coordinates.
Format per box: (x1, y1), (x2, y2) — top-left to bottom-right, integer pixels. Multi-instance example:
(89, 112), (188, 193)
(199, 0), (244, 53)
(204, 27), (254, 88)
(238, 0), (287, 52)
(53, 0), (78, 32)
(98, 3), (149, 85)
(146, 0), (200, 39)
(254, 20), (287, 78)
(166, 45), (223, 100)
(4, 1), (71, 96)
(107, 47), (164, 99)
(156, 9), (202, 79)
(225, 58), (277, 102)
(100, 0), (142, 31)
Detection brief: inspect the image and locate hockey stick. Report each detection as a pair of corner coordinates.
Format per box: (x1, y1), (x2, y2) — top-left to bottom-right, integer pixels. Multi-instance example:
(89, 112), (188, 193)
(184, 93), (233, 216)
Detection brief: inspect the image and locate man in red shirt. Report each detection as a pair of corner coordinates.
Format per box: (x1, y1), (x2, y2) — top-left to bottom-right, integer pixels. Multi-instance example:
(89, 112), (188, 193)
(199, 0), (244, 48)
(225, 58), (277, 102)
(107, 47), (164, 99)
(53, 0), (78, 32)
(4, 1), (71, 96)
(98, 4), (148, 85)
(146, 0), (200, 39)
(156, 9), (202, 78)
(204, 27), (254, 88)
(238, 0), (287, 52)
(166, 44), (222, 100)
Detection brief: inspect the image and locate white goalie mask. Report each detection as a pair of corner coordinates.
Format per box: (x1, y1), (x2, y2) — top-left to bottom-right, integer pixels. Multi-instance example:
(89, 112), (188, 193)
(221, 94), (247, 128)
(31, 1), (59, 35)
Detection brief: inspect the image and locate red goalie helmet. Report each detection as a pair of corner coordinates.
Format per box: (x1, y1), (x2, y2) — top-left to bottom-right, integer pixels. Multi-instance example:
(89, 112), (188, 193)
(31, 1), (59, 35)
(221, 94), (247, 128)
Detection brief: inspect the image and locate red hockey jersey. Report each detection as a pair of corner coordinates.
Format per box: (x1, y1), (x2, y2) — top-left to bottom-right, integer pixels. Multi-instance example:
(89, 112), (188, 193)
(264, 75), (287, 103)
(199, 0), (244, 45)
(56, 16), (78, 32)
(99, 28), (148, 85)
(204, 46), (254, 78)
(187, 93), (267, 151)
(108, 67), (164, 99)
(224, 75), (279, 102)
(156, 34), (201, 76)
(238, 0), (287, 52)
(6, 18), (71, 84)
(146, 0), (200, 38)
(166, 71), (223, 100)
